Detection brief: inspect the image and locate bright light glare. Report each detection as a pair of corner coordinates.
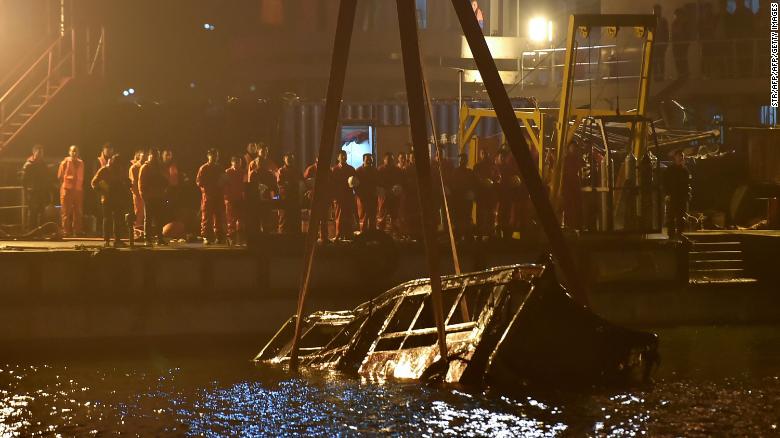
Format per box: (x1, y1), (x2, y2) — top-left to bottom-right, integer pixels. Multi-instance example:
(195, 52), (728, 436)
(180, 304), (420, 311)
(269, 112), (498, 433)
(528, 17), (552, 42)
(122, 90), (129, 97)
(128, 88), (135, 95)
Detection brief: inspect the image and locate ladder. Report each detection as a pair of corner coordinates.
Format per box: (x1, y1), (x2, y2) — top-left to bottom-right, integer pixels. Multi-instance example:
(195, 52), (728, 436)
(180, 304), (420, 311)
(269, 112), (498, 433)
(0, 27), (104, 153)
(687, 233), (757, 285)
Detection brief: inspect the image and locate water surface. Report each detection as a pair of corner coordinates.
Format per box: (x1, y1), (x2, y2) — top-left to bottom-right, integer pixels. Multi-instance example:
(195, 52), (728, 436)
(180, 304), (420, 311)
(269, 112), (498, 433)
(2, 325), (779, 436)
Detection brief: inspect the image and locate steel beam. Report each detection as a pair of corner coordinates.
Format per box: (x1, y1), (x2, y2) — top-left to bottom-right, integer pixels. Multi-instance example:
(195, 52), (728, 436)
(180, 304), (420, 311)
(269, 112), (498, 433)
(289, 0), (358, 370)
(397, 0), (449, 358)
(451, 0), (588, 304)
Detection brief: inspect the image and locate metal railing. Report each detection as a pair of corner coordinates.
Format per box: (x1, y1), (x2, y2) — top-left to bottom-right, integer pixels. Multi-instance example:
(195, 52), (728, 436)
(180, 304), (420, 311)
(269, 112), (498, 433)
(0, 29), (75, 126)
(516, 37), (769, 89)
(0, 185), (27, 229)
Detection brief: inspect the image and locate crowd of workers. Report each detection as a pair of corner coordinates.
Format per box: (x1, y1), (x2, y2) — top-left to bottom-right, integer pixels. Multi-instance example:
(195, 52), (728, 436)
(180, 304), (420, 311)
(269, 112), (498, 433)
(19, 141), (552, 247)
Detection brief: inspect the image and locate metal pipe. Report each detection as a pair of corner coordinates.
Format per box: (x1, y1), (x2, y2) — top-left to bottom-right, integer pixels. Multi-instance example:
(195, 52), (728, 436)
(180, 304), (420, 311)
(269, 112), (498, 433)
(288, 0), (358, 371)
(457, 68), (463, 126)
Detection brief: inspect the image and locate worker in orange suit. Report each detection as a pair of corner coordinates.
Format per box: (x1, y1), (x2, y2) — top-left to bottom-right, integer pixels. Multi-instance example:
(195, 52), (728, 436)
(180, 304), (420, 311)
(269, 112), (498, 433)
(196, 148), (226, 245)
(249, 143), (280, 231)
(277, 153), (304, 234)
(355, 153), (379, 233)
(91, 154), (130, 248)
(330, 150), (357, 240)
(96, 142), (113, 170)
(473, 148), (498, 238)
(450, 153), (478, 240)
(248, 143), (279, 177)
(303, 158), (329, 242)
(376, 152), (402, 233)
(128, 150), (146, 235)
(243, 142), (259, 182)
(57, 145), (84, 236)
(139, 149), (169, 245)
(224, 156), (246, 245)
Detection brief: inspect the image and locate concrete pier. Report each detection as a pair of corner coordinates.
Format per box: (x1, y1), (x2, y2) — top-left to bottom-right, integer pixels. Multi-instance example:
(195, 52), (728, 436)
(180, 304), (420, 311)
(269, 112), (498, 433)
(0, 232), (775, 343)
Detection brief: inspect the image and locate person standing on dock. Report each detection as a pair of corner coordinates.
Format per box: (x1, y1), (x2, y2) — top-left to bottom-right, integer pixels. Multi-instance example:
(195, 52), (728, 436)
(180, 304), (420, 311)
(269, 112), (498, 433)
(139, 149), (169, 245)
(128, 150), (146, 237)
(377, 152), (402, 234)
(21, 144), (54, 229)
(224, 156), (246, 245)
(196, 148), (226, 245)
(243, 142), (259, 181)
(251, 144), (280, 231)
(331, 150), (357, 240)
(303, 158), (329, 242)
(473, 148), (498, 239)
(248, 154), (279, 235)
(161, 149), (183, 223)
(276, 153), (304, 234)
(355, 153), (379, 234)
(495, 148), (521, 239)
(664, 150), (690, 238)
(57, 145), (84, 237)
(450, 153), (478, 240)
(96, 143), (113, 170)
(93, 142), (114, 236)
(91, 154), (130, 248)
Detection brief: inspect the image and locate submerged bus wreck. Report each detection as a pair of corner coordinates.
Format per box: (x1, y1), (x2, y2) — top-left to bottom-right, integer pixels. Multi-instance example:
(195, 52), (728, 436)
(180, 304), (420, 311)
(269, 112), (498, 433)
(255, 257), (659, 387)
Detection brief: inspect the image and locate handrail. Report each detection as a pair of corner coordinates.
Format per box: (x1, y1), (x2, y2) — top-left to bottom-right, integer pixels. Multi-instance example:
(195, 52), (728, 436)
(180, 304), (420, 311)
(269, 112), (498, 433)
(0, 32), (70, 105)
(88, 28), (105, 76)
(0, 37), (51, 92)
(1, 56), (72, 127)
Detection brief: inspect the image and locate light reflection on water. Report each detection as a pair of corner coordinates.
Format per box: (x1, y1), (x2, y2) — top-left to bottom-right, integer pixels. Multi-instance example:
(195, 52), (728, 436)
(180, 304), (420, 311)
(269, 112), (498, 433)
(1, 325), (779, 437)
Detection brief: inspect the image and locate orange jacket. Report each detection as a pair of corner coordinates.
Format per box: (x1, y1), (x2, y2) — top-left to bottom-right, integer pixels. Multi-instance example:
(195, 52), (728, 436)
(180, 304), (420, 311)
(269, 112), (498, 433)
(129, 162), (142, 195)
(224, 167), (245, 202)
(196, 162), (224, 197)
(57, 157), (84, 191)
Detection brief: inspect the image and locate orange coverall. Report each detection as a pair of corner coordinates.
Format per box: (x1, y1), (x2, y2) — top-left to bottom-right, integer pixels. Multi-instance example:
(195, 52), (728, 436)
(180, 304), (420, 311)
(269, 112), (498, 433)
(57, 157), (84, 235)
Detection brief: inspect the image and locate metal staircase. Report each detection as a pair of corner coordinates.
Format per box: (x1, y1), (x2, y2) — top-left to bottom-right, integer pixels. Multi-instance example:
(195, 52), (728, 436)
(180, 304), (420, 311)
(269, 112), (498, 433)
(0, 28), (104, 153)
(687, 233), (757, 285)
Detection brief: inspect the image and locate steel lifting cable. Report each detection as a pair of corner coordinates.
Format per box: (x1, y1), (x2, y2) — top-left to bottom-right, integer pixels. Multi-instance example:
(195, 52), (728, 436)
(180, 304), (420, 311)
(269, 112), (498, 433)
(588, 32), (593, 114)
(419, 24), (471, 322)
(422, 82), (460, 274)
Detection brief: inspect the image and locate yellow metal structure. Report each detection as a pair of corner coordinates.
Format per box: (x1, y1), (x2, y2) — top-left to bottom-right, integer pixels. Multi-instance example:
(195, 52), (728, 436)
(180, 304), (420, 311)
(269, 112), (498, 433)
(552, 14), (657, 198)
(457, 14), (656, 201)
(458, 104), (548, 173)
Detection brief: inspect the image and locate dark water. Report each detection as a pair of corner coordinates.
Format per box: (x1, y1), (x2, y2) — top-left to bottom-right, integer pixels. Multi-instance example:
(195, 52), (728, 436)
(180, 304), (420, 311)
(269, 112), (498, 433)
(2, 325), (779, 437)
